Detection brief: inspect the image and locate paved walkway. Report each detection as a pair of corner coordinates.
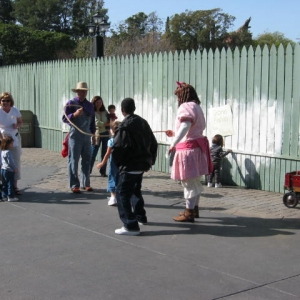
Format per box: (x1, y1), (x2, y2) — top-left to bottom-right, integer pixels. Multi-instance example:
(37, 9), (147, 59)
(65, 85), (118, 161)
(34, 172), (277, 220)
(0, 148), (298, 300)
(21, 148), (298, 219)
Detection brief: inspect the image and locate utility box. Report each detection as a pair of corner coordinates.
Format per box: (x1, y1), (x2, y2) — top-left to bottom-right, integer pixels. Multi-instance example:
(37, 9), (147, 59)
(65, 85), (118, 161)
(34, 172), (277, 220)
(19, 110), (34, 147)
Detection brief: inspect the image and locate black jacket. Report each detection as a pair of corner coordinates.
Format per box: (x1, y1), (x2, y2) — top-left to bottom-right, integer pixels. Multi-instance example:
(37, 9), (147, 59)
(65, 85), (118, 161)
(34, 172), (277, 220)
(210, 144), (230, 165)
(112, 114), (158, 173)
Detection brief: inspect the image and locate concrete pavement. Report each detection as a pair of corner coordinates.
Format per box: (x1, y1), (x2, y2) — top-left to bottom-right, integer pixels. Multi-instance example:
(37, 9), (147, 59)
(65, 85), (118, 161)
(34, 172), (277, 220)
(0, 148), (299, 300)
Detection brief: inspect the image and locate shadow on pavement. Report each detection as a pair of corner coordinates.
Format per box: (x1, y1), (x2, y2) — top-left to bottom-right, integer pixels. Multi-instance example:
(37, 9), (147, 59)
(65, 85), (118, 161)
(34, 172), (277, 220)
(141, 216), (300, 237)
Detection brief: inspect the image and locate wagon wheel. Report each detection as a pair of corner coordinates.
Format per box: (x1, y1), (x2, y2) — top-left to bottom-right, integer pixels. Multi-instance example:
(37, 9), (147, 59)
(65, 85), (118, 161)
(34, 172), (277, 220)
(283, 192), (298, 208)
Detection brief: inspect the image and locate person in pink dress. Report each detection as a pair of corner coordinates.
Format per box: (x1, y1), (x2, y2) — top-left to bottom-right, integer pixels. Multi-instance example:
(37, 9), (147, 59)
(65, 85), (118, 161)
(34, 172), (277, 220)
(166, 82), (213, 222)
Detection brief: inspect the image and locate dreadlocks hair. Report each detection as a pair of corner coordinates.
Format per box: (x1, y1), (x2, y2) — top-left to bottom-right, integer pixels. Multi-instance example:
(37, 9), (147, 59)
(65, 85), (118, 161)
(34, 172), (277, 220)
(174, 82), (200, 107)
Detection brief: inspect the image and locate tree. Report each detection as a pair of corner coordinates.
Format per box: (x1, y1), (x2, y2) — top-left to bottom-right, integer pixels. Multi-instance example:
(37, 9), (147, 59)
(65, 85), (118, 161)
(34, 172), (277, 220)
(0, 23), (76, 64)
(253, 31), (295, 48)
(164, 9), (235, 52)
(12, 0), (108, 38)
(0, 0), (15, 24)
(224, 17), (253, 49)
(105, 11), (172, 56)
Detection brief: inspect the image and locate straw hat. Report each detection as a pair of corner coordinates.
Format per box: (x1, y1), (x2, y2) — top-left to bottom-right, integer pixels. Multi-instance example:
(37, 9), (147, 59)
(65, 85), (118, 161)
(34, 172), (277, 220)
(71, 82), (90, 92)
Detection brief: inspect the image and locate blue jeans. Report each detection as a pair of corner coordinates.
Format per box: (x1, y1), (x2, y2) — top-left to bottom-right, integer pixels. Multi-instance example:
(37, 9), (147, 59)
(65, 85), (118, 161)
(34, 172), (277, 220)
(107, 158), (119, 193)
(68, 135), (91, 189)
(116, 172), (146, 230)
(90, 131), (109, 174)
(1, 169), (15, 198)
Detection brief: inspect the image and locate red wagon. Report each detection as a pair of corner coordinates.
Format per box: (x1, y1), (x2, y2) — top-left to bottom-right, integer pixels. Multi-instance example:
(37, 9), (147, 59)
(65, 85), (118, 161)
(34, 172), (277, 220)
(283, 171), (300, 208)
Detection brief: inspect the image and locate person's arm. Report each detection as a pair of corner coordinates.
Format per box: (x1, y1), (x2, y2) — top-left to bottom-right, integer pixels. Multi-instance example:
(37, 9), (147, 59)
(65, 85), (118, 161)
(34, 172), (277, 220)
(168, 121), (191, 153)
(220, 148), (232, 158)
(12, 117), (23, 130)
(62, 101), (81, 124)
(96, 147), (113, 169)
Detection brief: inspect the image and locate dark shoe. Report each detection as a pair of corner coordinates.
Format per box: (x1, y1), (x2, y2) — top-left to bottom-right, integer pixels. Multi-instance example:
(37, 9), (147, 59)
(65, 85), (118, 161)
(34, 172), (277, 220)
(138, 217), (148, 225)
(174, 209), (194, 223)
(14, 187), (22, 195)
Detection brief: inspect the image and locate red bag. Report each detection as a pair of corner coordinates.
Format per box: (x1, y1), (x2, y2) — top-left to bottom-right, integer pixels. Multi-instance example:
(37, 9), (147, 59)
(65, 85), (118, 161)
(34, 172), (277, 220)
(61, 132), (70, 158)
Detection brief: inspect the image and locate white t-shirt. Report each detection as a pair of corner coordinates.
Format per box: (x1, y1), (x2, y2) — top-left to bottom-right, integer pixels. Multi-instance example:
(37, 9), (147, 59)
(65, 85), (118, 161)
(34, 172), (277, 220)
(0, 107), (22, 147)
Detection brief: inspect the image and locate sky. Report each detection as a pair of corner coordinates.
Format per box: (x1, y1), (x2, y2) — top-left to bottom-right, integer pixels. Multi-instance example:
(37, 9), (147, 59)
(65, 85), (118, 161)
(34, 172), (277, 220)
(105, 0), (299, 41)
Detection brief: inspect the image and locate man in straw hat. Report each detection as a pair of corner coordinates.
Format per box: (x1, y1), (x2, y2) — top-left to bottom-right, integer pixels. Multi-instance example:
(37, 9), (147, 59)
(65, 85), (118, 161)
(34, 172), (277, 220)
(62, 82), (96, 193)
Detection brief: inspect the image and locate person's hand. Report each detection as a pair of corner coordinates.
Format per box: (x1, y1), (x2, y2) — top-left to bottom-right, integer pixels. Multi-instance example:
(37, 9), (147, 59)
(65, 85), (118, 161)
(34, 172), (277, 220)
(168, 146), (176, 155)
(73, 108), (83, 118)
(166, 130), (175, 137)
(12, 123), (18, 129)
(91, 136), (96, 145)
(96, 162), (103, 170)
(228, 149), (233, 153)
(15, 168), (18, 173)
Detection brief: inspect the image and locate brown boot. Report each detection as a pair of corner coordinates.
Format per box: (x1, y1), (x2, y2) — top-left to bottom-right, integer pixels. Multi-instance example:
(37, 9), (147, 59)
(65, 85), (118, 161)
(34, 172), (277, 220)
(179, 206), (199, 218)
(173, 209), (194, 223)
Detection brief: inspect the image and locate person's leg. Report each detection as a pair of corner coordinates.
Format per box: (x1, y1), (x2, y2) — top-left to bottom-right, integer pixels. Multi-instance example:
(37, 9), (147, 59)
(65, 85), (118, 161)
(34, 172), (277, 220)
(81, 138), (92, 188)
(1, 169), (8, 199)
(10, 141), (21, 190)
(107, 159), (118, 205)
(68, 137), (81, 189)
(131, 173), (147, 224)
(174, 177), (203, 222)
(90, 143), (100, 173)
(7, 171), (15, 199)
(215, 165), (221, 187)
(115, 172), (140, 231)
(99, 133), (109, 176)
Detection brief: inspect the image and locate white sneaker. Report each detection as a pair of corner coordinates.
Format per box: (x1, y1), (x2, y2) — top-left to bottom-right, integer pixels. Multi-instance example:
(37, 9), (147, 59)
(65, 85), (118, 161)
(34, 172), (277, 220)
(115, 226), (140, 236)
(107, 196), (117, 206)
(8, 197), (18, 202)
(207, 182), (213, 187)
(215, 183), (222, 188)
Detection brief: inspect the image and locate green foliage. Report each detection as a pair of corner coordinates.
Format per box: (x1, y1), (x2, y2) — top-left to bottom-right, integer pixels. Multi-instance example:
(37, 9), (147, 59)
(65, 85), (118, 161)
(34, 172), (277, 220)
(12, 0), (107, 38)
(253, 31), (295, 48)
(106, 11), (171, 56)
(0, 24), (76, 64)
(73, 37), (93, 58)
(164, 9), (235, 51)
(0, 0), (15, 24)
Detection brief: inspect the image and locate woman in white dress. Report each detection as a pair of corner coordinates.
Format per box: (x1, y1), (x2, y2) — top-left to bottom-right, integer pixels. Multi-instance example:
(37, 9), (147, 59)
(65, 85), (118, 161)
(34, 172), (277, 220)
(0, 92), (23, 194)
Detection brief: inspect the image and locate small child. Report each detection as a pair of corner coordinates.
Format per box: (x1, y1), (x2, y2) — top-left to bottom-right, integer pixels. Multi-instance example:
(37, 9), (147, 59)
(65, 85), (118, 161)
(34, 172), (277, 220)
(107, 104), (118, 122)
(96, 121), (120, 206)
(1, 135), (18, 201)
(207, 134), (232, 188)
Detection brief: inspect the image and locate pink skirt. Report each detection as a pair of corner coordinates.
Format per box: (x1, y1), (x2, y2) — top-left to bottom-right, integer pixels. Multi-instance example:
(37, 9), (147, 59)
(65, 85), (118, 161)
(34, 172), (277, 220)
(171, 147), (209, 181)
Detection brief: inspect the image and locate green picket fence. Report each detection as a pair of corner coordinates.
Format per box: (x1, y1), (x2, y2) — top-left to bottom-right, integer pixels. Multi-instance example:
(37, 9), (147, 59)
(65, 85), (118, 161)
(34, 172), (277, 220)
(1, 44), (299, 193)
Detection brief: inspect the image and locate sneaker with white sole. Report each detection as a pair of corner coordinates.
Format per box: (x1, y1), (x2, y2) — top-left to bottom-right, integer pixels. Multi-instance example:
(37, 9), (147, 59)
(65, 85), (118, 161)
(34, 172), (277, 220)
(215, 183), (222, 188)
(207, 182), (213, 187)
(115, 226), (140, 236)
(8, 197), (18, 202)
(107, 196), (117, 206)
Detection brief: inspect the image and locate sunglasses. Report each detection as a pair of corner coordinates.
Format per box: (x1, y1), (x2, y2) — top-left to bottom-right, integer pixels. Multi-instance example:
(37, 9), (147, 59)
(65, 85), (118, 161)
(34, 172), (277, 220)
(1, 100), (11, 102)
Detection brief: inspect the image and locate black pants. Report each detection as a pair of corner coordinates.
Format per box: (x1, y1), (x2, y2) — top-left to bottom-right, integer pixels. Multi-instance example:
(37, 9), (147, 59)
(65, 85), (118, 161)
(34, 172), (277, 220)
(116, 172), (147, 230)
(207, 164), (221, 184)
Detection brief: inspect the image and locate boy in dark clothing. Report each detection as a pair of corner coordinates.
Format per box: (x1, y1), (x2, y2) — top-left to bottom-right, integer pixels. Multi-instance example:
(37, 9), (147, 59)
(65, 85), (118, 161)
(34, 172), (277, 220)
(107, 104), (118, 122)
(207, 134), (232, 188)
(112, 98), (158, 235)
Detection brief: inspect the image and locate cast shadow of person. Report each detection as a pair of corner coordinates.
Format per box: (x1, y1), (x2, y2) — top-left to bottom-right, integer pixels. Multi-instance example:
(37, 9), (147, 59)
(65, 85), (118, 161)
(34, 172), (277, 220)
(230, 153), (262, 189)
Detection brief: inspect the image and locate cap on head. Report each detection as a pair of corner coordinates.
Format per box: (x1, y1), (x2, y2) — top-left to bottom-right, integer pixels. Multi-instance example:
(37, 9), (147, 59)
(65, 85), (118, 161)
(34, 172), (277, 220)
(71, 82), (90, 93)
(121, 98), (136, 114)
